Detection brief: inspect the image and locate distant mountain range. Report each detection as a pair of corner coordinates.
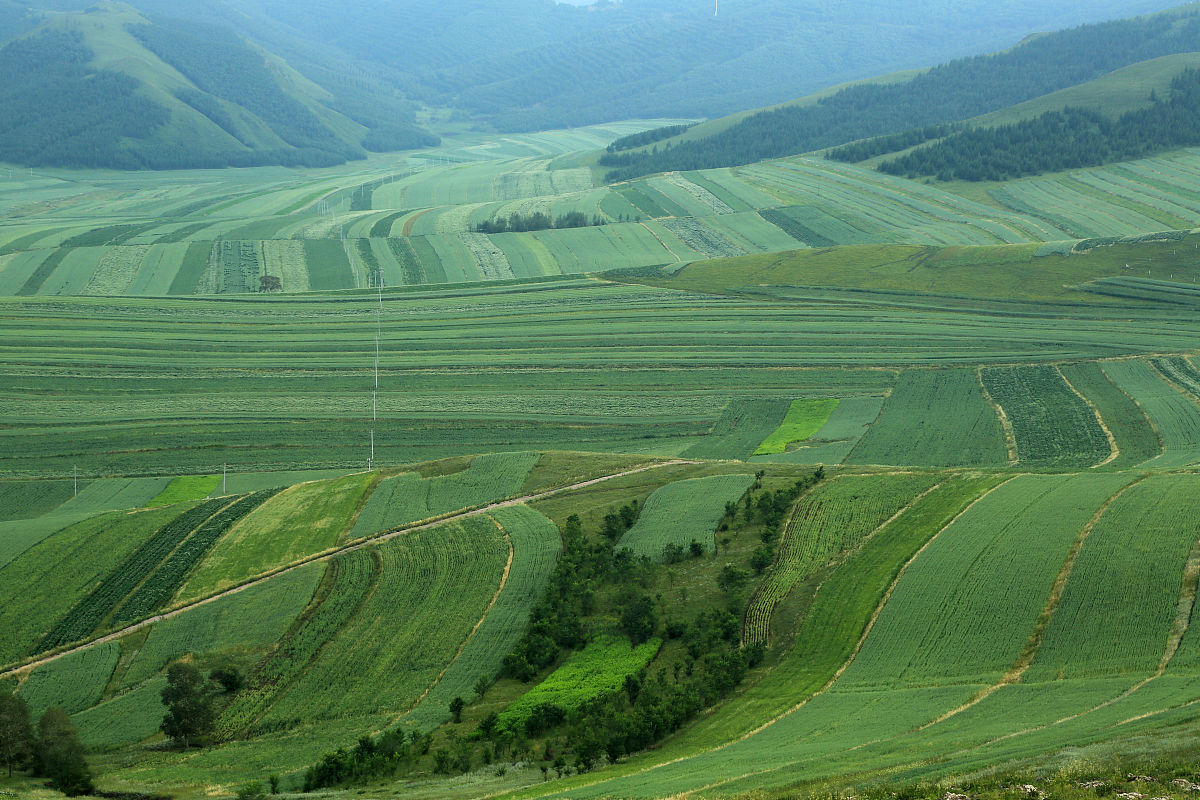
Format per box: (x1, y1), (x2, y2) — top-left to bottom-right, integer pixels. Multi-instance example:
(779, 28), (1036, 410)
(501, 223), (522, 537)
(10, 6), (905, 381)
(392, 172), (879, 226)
(0, 0), (1185, 170)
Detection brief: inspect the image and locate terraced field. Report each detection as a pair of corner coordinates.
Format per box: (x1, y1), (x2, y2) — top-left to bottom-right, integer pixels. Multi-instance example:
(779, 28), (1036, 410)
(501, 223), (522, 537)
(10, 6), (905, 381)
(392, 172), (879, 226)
(9, 119), (1200, 800)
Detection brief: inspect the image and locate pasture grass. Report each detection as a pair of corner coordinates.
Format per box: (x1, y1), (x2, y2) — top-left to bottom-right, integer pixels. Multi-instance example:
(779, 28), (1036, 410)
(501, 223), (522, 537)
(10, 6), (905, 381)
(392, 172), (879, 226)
(754, 399), (840, 455)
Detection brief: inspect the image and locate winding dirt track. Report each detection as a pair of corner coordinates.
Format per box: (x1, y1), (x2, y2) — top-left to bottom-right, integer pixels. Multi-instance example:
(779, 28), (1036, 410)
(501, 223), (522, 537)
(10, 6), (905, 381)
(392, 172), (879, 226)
(0, 459), (697, 680)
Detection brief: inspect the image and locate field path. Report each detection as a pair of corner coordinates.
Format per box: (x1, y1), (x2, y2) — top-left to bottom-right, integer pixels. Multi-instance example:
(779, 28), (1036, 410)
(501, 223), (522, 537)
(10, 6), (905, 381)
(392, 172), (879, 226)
(917, 475), (1144, 730)
(382, 515), (516, 729)
(0, 459), (697, 679)
(1056, 365), (1119, 468)
(977, 366), (1019, 465)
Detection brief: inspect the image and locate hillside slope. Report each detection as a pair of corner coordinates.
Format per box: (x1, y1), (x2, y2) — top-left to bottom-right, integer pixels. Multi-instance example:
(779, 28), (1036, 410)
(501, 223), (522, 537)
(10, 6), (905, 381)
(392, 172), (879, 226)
(601, 3), (1200, 180)
(0, 3), (435, 170)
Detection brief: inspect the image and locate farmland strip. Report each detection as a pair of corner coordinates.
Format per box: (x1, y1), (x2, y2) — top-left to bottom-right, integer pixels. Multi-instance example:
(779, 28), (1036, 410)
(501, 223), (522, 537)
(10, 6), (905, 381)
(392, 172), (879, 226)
(108, 488), (283, 627)
(977, 366), (1019, 465)
(917, 475), (1144, 729)
(1, 460), (691, 679)
(1055, 364), (1118, 467)
(34, 497), (234, 653)
(217, 549), (380, 738)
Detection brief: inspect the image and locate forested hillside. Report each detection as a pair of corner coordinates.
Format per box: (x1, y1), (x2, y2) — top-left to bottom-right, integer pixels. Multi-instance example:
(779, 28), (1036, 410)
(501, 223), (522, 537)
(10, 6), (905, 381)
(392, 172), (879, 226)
(875, 70), (1200, 181)
(0, 4), (436, 170)
(601, 4), (1200, 180)
(0, 0), (1177, 136)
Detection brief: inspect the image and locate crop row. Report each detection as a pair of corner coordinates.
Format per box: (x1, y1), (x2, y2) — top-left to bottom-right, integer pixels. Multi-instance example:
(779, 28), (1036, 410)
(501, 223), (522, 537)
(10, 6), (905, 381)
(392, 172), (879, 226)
(847, 368), (1010, 468)
(1058, 362), (1160, 469)
(350, 451), (540, 539)
(17, 641), (120, 716)
(255, 517), (508, 727)
(743, 473), (940, 646)
(121, 562), (324, 690)
(981, 364), (1112, 468)
(1103, 359), (1200, 469)
(35, 496), (233, 653)
(840, 473), (1132, 690)
(108, 488), (283, 627)
(400, 505), (562, 731)
(218, 548), (380, 739)
(617, 474), (755, 560)
(0, 506), (185, 665)
(1027, 474), (1200, 680)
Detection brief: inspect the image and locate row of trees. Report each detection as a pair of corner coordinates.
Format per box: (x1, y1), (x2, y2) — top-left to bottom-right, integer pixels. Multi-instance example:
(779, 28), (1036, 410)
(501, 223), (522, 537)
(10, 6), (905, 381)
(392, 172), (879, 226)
(0, 693), (92, 796)
(473, 211), (605, 235)
(601, 12), (1200, 181)
(877, 69), (1200, 181)
(603, 124), (696, 155)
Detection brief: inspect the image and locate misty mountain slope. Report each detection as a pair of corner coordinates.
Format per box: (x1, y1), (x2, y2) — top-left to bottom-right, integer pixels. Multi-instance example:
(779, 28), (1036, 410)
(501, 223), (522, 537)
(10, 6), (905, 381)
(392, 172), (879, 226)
(0, 0), (1178, 135)
(0, 3), (436, 169)
(601, 3), (1200, 180)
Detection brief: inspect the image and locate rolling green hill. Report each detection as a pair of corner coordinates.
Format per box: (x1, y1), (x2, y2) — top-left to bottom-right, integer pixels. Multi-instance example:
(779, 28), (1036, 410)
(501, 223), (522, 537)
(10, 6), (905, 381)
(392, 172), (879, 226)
(600, 3), (1200, 181)
(0, 3), (435, 170)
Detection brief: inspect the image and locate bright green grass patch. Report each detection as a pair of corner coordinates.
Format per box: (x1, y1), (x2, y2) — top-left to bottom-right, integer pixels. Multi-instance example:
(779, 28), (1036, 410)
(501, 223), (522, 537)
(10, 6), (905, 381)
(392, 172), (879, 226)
(177, 472), (375, 602)
(496, 635), (661, 735)
(147, 475), (220, 507)
(754, 399), (839, 455)
(617, 474), (755, 560)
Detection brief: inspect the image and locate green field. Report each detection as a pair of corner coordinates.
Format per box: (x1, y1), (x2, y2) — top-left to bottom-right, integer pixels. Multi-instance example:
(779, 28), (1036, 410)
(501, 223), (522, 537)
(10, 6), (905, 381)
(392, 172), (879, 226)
(617, 474), (755, 559)
(9, 115), (1200, 800)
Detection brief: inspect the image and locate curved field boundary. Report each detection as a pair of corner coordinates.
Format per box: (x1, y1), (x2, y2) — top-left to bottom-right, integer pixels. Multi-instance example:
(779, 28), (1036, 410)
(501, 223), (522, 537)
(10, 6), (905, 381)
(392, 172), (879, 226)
(977, 366), (1019, 465)
(916, 475), (1144, 730)
(1056, 365), (1119, 468)
(0, 460), (693, 679)
(385, 516), (515, 727)
(516, 477), (1017, 800)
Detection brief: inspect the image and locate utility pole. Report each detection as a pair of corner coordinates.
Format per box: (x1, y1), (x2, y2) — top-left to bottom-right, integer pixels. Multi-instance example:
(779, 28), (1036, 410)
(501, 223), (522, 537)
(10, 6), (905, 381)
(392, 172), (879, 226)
(223, 463), (227, 496)
(73, 465), (77, 496)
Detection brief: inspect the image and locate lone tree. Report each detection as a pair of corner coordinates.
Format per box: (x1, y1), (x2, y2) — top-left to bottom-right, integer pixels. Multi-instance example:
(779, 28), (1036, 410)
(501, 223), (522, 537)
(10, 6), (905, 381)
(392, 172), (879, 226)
(161, 662), (215, 748)
(33, 708), (92, 796)
(0, 691), (33, 777)
(258, 275), (282, 292)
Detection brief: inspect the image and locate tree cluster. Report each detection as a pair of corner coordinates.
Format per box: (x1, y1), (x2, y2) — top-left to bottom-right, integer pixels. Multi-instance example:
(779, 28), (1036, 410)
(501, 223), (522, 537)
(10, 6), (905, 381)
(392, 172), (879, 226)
(501, 506), (639, 681)
(604, 124), (696, 155)
(876, 70), (1200, 181)
(474, 211), (605, 235)
(601, 12), (1200, 181)
(825, 123), (962, 164)
(0, 692), (92, 796)
(160, 662), (245, 749)
(303, 729), (431, 791)
(297, 471), (824, 789)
